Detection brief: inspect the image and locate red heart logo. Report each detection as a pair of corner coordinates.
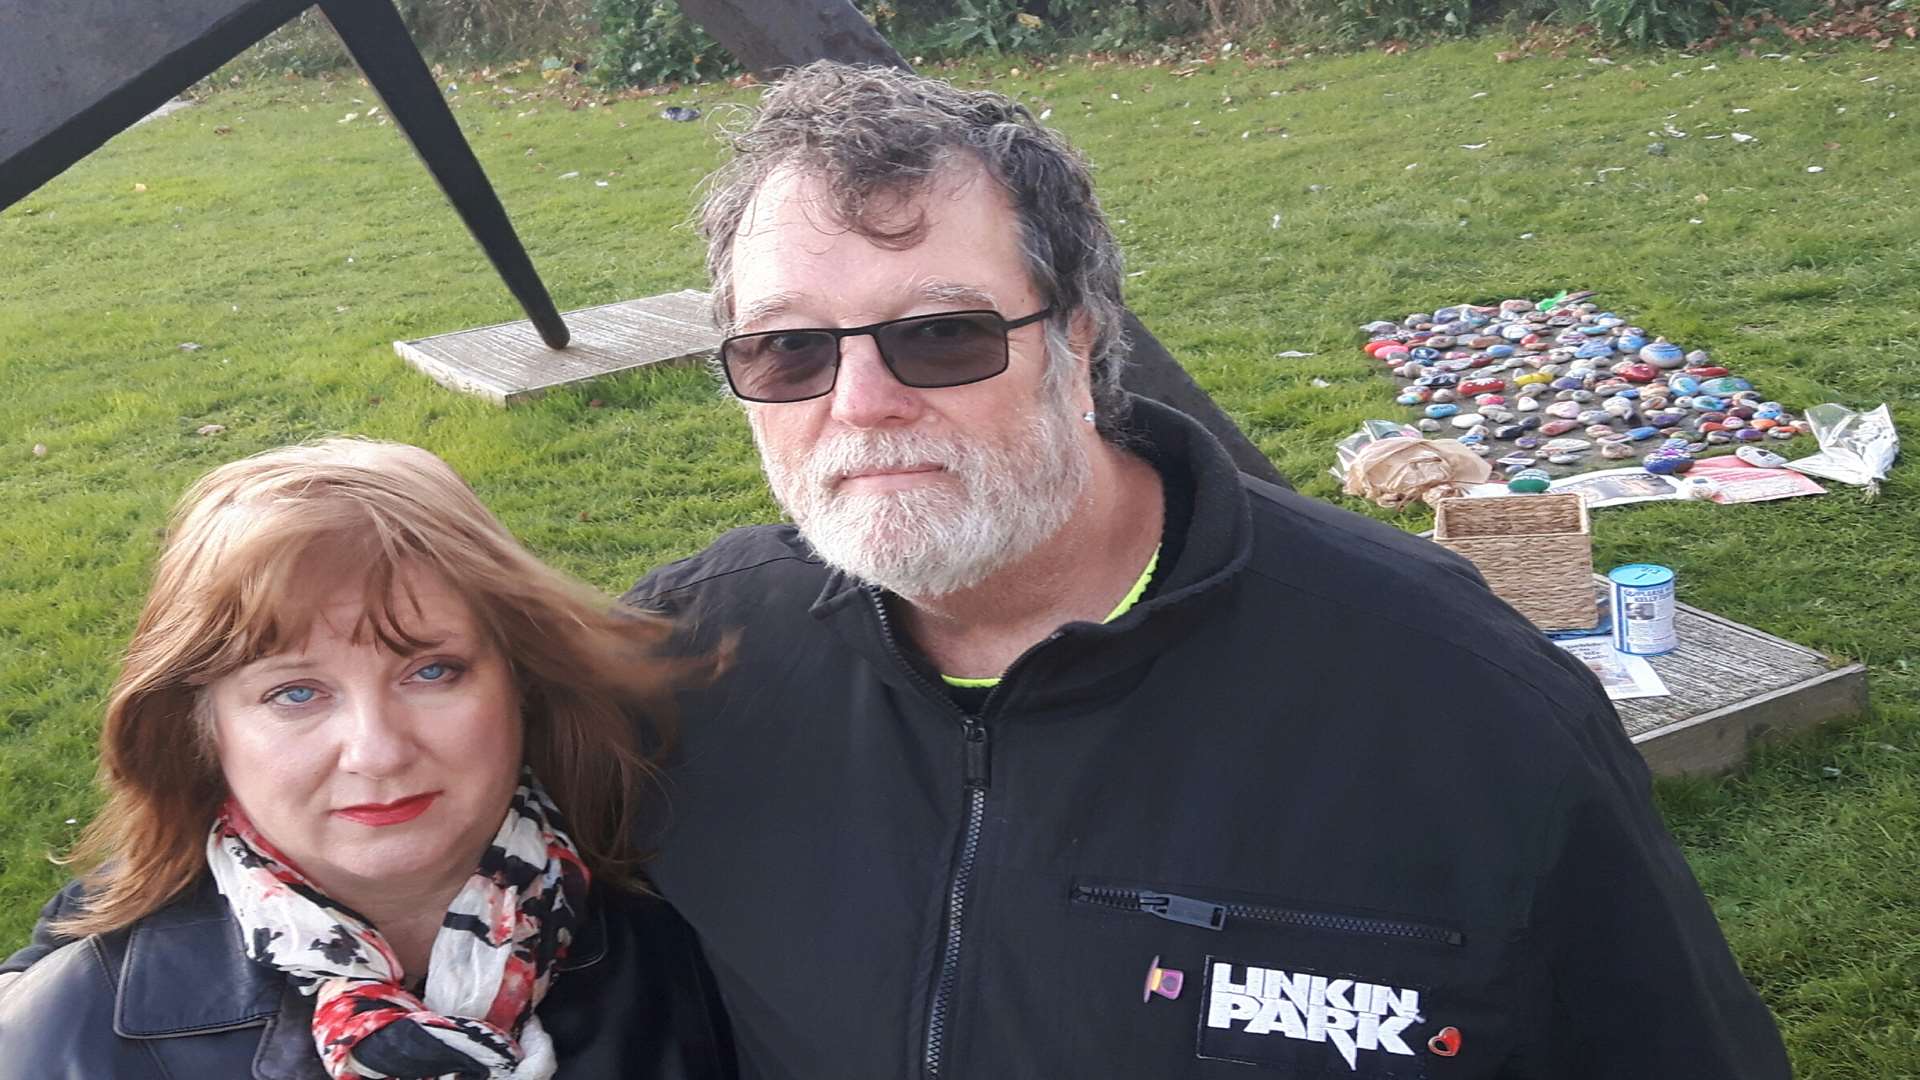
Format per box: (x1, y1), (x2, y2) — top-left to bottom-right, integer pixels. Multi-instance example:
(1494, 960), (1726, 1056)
(1428, 1026), (1462, 1057)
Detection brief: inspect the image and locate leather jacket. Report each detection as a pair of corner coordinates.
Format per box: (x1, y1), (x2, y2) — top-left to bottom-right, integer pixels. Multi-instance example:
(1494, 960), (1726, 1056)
(0, 874), (733, 1079)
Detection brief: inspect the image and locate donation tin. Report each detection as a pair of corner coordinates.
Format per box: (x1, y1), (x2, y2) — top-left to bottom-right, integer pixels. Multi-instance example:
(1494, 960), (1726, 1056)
(1608, 563), (1677, 656)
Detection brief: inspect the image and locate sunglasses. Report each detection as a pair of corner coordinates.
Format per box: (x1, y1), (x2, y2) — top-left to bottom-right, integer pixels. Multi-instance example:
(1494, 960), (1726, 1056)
(719, 306), (1053, 404)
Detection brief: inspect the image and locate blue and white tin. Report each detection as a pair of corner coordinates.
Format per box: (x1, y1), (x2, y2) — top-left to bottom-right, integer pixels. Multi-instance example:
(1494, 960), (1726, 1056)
(1608, 564), (1677, 656)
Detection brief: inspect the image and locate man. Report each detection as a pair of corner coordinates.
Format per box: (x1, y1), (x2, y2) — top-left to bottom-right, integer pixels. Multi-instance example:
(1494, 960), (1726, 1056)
(622, 62), (1790, 1078)
(5, 62), (1788, 1079)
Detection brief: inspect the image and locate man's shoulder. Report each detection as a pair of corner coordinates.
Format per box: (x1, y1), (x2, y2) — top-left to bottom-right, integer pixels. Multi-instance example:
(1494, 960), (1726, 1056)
(621, 523), (826, 614)
(1234, 478), (1606, 713)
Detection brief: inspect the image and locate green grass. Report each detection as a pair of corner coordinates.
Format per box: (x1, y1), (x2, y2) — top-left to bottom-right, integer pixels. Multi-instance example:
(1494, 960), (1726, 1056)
(3, 42), (1918, 1075)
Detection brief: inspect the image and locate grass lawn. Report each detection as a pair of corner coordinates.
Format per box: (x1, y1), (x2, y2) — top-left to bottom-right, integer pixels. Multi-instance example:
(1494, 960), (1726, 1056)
(3, 38), (1917, 1075)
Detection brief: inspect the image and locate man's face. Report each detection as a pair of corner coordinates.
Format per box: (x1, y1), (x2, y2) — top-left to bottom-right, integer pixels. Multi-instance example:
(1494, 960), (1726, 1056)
(729, 164), (1093, 598)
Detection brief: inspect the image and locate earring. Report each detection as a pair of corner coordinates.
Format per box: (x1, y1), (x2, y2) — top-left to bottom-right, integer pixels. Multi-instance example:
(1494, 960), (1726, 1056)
(1082, 410), (1096, 424)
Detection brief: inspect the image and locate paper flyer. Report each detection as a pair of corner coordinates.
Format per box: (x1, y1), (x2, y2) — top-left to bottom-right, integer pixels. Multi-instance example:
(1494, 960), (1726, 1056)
(1686, 457), (1828, 505)
(1553, 636), (1671, 700)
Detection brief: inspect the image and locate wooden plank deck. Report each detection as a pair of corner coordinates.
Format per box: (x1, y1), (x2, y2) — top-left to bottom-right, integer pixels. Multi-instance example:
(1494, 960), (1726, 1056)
(1618, 598), (1868, 776)
(394, 289), (721, 404)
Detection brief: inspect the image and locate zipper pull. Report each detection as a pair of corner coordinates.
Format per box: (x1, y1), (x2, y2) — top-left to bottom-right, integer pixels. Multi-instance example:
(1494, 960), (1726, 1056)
(1138, 892), (1227, 931)
(963, 723), (990, 789)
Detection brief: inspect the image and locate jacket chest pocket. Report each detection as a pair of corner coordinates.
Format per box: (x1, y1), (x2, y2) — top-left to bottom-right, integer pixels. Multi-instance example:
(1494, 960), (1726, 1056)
(1066, 878), (1518, 1078)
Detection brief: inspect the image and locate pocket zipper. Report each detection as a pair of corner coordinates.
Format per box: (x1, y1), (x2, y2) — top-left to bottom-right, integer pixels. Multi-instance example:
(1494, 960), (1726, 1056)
(1070, 885), (1465, 946)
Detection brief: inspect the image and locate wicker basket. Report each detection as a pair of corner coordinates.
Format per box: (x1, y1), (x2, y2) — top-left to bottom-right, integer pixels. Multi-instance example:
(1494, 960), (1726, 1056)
(1433, 493), (1597, 631)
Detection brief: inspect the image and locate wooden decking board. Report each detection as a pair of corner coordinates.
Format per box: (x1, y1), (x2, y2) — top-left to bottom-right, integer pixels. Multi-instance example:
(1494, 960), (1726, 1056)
(394, 289), (721, 404)
(1598, 585), (1868, 776)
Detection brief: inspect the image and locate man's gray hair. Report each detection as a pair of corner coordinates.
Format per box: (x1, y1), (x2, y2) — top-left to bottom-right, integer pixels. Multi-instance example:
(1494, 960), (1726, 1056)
(697, 61), (1130, 421)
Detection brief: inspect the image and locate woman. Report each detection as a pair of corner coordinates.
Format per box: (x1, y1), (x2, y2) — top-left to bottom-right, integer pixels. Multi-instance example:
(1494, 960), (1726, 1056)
(0, 439), (732, 1079)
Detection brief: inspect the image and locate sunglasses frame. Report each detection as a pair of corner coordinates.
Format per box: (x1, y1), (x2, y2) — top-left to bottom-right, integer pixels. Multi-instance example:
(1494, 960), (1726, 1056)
(719, 306), (1054, 404)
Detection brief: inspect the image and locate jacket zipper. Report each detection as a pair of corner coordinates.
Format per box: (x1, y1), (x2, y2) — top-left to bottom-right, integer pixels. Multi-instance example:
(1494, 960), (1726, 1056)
(1070, 885), (1465, 947)
(866, 586), (1062, 1080)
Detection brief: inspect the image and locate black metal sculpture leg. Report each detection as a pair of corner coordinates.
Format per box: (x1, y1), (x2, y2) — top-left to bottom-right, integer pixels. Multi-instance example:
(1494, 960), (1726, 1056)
(318, 0), (570, 347)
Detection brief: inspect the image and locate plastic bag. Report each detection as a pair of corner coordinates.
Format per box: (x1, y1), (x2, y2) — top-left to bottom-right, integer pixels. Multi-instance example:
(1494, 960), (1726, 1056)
(1785, 403), (1899, 498)
(1335, 423), (1493, 510)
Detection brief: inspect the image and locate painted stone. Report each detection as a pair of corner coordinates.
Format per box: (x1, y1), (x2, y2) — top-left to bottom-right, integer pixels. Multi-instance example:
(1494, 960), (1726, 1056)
(1649, 412), (1685, 429)
(1752, 418), (1778, 431)
(1721, 416), (1747, 430)
(1508, 468), (1552, 493)
(1411, 346), (1441, 362)
(1547, 453), (1585, 465)
(1698, 421), (1725, 434)
(1690, 396), (1725, 412)
(1601, 441), (1635, 459)
(1544, 401), (1580, 420)
(1431, 388), (1459, 404)
(1514, 372), (1553, 387)
(1667, 375), (1701, 395)
(1425, 403), (1460, 418)
(1363, 320), (1399, 335)
(1418, 418), (1444, 432)
(1586, 424), (1617, 438)
(1451, 413), (1484, 429)
(1615, 334), (1648, 353)
(1493, 424), (1526, 440)
(1486, 344), (1517, 358)
(1685, 365), (1730, 378)
(1539, 419), (1582, 436)
(1685, 349), (1712, 367)
(1500, 324), (1531, 341)
(1769, 428), (1798, 441)
(1639, 338), (1686, 368)
(1570, 390), (1597, 404)
(1515, 436), (1542, 450)
(1619, 364), (1659, 383)
(1551, 376), (1585, 391)
(1517, 415), (1542, 430)
(1699, 376), (1753, 396)
(1578, 410), (1612, 426)
(1627, 426), (1659, 441)
(1516, 397), (1542, 412)
(1542, 438), (1592, 454)
(1460, 378), (1506, 396)
(1416, 373), (1459, 387)
(1480, 407), (1516, 424)
(1426, 335), (1457, 349)
(1736, 428), (1767, 442)
(1397, 392), (1429, 406)
(1705, 431), (1734, 445)
(1477, 394), (1508, 407)
(1603, 398), (1636, 418)
(1645, 453), (1694, 475)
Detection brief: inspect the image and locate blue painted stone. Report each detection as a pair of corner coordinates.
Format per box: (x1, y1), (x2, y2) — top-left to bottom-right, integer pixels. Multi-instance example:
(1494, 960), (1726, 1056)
(1627, 426), (1659, 441)
(1616, 387), (1641, 400)
(1411, 346), (1441, 362)
(1699, 376), (1753, 395)
(1417, 373), (1460, 387)
(1667, 375), (1700, 395)
(1458, 432), (1486, 446)
(1485, 344), (1516, 358)
(1639, 339), (1687, 368)
(1515, 435), (1543, 450)
(1575, 340), (1615, 360)
(1649, 412), (1684, 428)
(1551, 376), (1585, 391)
(1425, 403), (1459, 418)
(1397, 392), (1427, 406)
(1690, 396), (1725, 412)
(1645, 453), (1694, 475)
(1577, 409), (1611, 426)
(1578, 324), (1611, 336)
(1735, 428), (1766, 442)
(1517, 415), (1543, 430)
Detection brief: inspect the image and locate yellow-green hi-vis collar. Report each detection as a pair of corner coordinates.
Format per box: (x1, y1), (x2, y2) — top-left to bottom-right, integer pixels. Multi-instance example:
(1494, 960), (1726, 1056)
(940, 544), (1162, 689)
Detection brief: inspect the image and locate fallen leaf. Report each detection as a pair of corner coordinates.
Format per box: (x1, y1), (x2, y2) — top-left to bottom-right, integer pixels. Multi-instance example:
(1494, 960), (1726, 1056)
(196, 424), (226, 437)
(179, 342), (202, 351)
(339, 112), (359, 123)
(559, 170), (580, 179)
(1732, 132), (1756, 143)
(1695, 193), (1710, 203)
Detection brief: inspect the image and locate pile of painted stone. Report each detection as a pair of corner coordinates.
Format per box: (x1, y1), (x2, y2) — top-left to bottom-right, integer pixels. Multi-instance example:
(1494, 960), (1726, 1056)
(1360, 295), (1810, 479)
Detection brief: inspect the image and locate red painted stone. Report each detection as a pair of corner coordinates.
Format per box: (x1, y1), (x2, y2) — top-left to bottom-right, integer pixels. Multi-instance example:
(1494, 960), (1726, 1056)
(1540, 419), (1581, 436)
(1699, 421), (1725, 433)
(1460, 378), (1506, 396)
(1685, 365), (1730, 378)
(1619, 364), (1659, 383)
(1364, 339), (1402, 357)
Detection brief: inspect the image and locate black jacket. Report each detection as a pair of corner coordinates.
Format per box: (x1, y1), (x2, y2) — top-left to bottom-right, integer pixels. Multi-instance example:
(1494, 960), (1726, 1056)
(625, 396), (1789, 1079)
(0, 875), (733, 1079)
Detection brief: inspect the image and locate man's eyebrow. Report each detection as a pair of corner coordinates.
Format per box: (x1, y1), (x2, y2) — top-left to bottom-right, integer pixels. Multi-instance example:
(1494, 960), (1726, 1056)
(731, 291), (800, 333)
(915, 280), (1000, 309)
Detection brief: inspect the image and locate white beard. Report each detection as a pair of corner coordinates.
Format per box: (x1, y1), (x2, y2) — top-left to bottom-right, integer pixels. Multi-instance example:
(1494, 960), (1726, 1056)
(753, 397), (1091, 599)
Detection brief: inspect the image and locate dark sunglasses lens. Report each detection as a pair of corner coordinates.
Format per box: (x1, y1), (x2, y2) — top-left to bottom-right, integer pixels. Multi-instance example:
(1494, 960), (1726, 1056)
(725, 331), (839, 402)
(877, 313), (1010, 388)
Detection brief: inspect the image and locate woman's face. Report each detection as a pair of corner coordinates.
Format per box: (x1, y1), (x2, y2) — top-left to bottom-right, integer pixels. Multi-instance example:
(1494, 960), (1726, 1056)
(206, 566), (524, 904)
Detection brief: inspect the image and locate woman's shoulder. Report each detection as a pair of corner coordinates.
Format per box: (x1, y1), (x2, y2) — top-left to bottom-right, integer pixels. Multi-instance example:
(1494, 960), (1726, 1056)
(0, 877), (284, 1078)
(0, 933), (145, 1076)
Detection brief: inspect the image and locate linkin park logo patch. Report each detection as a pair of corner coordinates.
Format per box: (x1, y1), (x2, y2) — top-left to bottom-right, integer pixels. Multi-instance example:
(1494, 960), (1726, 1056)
(1197, 958), (1433, 1075)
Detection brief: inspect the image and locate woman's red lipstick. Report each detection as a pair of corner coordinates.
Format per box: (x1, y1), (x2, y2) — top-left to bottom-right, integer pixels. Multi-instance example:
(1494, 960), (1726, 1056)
(334, 792), (440, 826)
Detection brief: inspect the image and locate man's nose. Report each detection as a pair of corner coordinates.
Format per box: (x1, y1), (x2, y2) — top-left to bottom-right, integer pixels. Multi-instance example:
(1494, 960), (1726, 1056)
(336, 693), (415, 778)
(828, 332), (924, 429)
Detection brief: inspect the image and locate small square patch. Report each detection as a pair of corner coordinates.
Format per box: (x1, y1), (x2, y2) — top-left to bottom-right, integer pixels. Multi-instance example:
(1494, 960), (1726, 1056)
(1195, 956), (1434, 1075)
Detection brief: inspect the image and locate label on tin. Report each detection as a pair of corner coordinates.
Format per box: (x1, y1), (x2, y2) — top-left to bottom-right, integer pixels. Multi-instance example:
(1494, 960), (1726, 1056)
(1609, 564), (1677, 656)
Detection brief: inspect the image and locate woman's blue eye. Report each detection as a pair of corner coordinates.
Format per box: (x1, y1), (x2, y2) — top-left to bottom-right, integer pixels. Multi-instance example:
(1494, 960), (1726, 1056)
(415, 663), (450, 681)
(272, 686), (318, 706)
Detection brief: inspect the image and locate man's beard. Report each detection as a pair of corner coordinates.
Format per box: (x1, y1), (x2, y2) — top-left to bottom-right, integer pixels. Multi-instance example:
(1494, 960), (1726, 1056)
(753, 396), (1091, 599)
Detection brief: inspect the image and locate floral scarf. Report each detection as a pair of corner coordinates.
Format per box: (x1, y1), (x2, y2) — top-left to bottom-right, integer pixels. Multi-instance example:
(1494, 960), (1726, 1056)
(206, 770), (589, 1080)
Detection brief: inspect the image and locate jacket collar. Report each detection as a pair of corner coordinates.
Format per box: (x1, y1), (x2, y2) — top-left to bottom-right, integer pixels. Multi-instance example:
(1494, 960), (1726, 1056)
(115, 874), (610, 1079)
(809, 394), (1255, 709)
